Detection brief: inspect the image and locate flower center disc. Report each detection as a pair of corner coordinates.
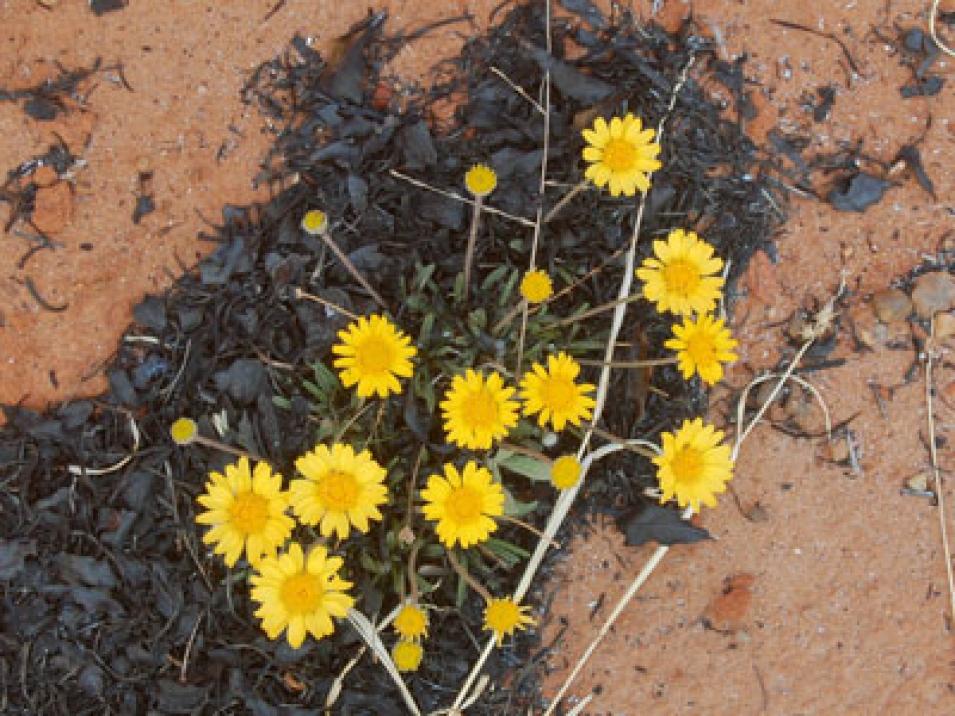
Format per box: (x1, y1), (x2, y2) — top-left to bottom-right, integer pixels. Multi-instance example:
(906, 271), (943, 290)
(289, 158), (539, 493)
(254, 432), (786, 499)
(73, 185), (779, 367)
(540, 376), (576, 411)
(662, 259), (701, 296)
(487, 601), (519, 629)
(462, 388), (499, 430)
(229, 491), (270, 534)
(317, 471), (361, 511)
(280, 573), (324, 614)
(685, 333), (716, 365)
(354, 336), (395, 374)
(446, 486), (483, 523)
(601, 138), (637, 172)
(671, 446), (704, 484)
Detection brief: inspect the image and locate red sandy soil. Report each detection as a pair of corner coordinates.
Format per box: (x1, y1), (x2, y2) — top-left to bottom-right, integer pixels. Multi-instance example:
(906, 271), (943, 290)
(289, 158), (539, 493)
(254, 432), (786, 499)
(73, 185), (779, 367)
(2, 0), (954, 714)
(541, 1), (955, 714)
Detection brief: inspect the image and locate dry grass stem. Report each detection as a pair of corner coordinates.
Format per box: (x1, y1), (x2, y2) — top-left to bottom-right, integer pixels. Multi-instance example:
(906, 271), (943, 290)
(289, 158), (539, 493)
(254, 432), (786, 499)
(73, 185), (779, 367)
(925, 315), (955, 621)
(451, 3), (554, 706)
(389, 169), (536, 227)
(543, 179), (589, 224)
(555, 293), (642, 327)
(67, 415), (140, 476)
(446, 549), (492, 602)
(930, 0), (955, 57)
(448, 56), (698, 712)
(542, 532), (675, 716)
(318, 231), (387, 310)
(548, 278), (844, 712)
(293, 287), (360, 320)
(463, 197), (484, 300)
(514, 10), (553, 381)
(491, 66), (545, 113)
(346, 609), (421, 716)
(497, 514), (561, 549)
(577, 356), (677, 369)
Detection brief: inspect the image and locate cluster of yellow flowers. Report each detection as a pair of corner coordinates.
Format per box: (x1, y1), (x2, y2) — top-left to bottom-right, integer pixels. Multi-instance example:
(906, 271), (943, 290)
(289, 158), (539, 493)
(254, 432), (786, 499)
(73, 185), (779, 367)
(186, 109), (742, 670)
(579, 113), (737, 511)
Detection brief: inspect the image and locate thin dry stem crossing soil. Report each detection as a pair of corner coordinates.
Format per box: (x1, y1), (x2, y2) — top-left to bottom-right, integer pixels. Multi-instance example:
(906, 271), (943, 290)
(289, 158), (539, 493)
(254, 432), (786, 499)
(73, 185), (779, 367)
(2, 0), (954, 714)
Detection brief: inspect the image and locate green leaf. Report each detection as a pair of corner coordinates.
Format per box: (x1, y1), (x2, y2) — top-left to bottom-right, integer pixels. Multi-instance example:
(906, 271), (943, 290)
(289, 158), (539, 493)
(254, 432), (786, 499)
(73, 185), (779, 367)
(414, 262), (437, 291)
(313, 362), (340, 393)
(418, 312), (435, 347)
(481, 264), (510, 291)
(503, 487), (538, 517)
(498, 268), (519, 307)
(494, 450), (552, 482)
(272, 395), (292, 410)
(484, 537), (530, 566)
(468, 308), (487, 331)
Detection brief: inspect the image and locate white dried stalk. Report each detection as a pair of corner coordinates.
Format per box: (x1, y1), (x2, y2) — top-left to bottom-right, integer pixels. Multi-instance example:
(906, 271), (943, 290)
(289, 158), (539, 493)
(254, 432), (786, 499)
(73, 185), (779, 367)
(346, 609), (421, 716)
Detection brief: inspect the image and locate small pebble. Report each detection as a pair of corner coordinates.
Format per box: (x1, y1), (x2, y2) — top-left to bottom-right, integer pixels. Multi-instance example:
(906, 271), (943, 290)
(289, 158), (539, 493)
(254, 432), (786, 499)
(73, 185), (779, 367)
(911, 272), (955, 319)
(934, 311), (955, 339)
(871, 288), (912, 323)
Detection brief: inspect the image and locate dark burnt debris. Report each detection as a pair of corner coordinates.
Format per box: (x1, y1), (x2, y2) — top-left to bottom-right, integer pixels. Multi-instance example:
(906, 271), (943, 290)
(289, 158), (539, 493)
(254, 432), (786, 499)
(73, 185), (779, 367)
(0, 3), (786, 713)
(0, 57), (131, 122)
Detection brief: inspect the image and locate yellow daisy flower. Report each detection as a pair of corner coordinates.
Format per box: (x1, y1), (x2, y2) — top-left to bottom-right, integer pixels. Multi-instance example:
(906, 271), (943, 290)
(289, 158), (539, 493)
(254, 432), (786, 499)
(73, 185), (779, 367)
(392, 639), (424, 672)
(250, 542), (354, 649)
(170, 417), (198, 445)
(519, 352), (596, 432)
(636, 228), (725, 317)
(290, 443), (389, 540)
(440, 369), (519, 450)
(483, 597), (535, 646)
(520, 269), (553, 304)
(421, 461), (504, 549)
(301, 209), (328, 235)
(464, 163), (497, 198)
(654, 418), (734, 511)
(582, 113), (661, 197)
(550, 455), (582, 490)
(332, 314), (417, 399)
(195, 457), (295, 567)
(393, 602), (429, 641)
(665, 313), (739, 385)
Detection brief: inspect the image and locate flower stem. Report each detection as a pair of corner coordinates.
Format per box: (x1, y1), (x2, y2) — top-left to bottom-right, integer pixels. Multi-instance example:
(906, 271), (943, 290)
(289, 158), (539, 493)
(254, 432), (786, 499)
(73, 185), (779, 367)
(319, 230), (387, 310)
(555, 293), (643, 327)
(497, 514), (560, 548)
(293, 287), (359, 320)
(446, 549), (491, 602)
(463, 196), (484, 301)
(193, 435), (265, 462)
(543, 179), (589, 224)
(577, 356), (677, 369)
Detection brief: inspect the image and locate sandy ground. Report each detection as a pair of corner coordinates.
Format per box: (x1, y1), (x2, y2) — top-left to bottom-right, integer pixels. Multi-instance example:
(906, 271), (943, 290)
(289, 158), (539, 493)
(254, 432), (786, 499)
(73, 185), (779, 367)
(2, 0), (954, 713)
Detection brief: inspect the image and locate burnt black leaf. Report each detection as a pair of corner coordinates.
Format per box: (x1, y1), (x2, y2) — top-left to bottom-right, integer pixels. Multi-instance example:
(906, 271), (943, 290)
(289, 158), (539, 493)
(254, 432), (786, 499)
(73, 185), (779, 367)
(895, 144), (936, 200)
(558, 0), (608, 29)
(78, 664), (106, 698)
(617, 502), (712, 546)
(108, 369), (138, 406)
(133, 295), (166, 332)
(399, 120), (438, 169)
(214, 359), (267, 404)
(90, 0), (126, 15)
(24, 96), (58, 121)
(0, 539), (36, 580)
(527, 46), (614, 103)
(132, 194), (155, 223)
(122, 470), (156, 512)
(157, 680), (209, 714)
(827, 173), (892, 212)
(58, 400), (93, 430)
(55, 554), (118, 588)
